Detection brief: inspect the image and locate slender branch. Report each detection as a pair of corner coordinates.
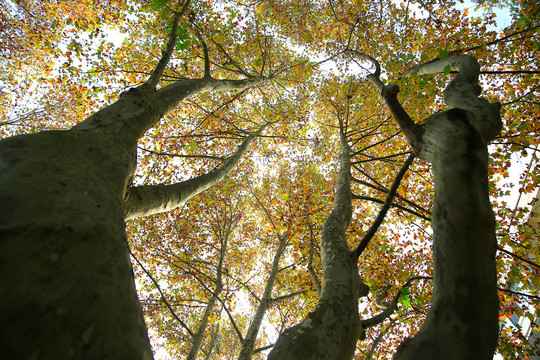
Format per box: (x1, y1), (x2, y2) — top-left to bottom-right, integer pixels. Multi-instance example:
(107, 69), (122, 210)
(137, 146), (225, 161)
(352, 165), (430, 215)
(497, 246), (540, 269)
(502, 85), (540, 106)
(498, 287), (540, 300)
(346, 50), (422, 151)
(449, 24), (540, 56)
(480, 70), (540, 75)
(351, 131), (401, 157)
(270, 291), (306, 305)
(344, 50), (383, 90)
(354, 153), (416, 258)
(352, 151), (412, 165)
(365, 320), (396, 359)
(218, 297), (244, 342)
(190, 26), (212, 79)
(238, 235), (288, 360)
(187, 269), (245, 342)
(144, 2), (191, 88)
(128, 249), (194, 337)
(362, 276), (432, 329)
(351, 193), (430, 221)
(186, 224), (231, 360)
(253, 344), (274, 354)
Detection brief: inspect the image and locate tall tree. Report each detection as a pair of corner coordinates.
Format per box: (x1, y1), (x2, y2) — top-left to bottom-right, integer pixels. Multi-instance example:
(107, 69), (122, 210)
(0, 2), (270, 359)
(1, 0), (538, 359)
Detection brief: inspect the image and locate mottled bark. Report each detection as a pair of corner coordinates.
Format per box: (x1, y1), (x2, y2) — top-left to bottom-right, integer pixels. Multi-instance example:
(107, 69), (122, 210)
(267, 140), (368, 360)
(380, 55), (501, 359)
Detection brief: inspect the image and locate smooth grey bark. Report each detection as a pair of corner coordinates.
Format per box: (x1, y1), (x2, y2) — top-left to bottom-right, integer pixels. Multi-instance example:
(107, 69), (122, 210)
(0, 129), (152, 359)
(267, 138), (369, 360)
(377, 55), (501, 359)
(0, 57), (264, 360)
(124, 124), (266, 219)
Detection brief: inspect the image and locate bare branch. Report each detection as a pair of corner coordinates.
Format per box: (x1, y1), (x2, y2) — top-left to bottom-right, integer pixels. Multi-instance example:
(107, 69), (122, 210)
(129, 249), (194, 337)
(351, 193), (430, 221)
(497, 246), (540, 270)
(362, 276), (432, 329)
(498, 287), (540, 300)
(355, 153), (416, 258)
(190, 25), (212, 79)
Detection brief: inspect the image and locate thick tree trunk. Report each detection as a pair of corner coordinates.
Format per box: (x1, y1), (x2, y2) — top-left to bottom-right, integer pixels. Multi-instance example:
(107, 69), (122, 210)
(267, 142), (367, 360)
(394, 108), (499, 359)
(0, 76), (263, 359)
(0, 129), (153, 359)
(385, 56), (501, 359)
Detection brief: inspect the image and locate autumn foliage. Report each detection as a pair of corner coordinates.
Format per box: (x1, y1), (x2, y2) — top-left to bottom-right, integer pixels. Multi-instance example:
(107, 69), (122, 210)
(1, 0), (539, 358)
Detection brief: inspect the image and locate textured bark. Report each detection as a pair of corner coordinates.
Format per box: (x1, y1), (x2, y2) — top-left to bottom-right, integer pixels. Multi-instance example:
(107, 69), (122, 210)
(267, 141), (368, 360)
(0, 129), (152, 359)
(385, 56), (501, 359)
(0, 73), (263, 358)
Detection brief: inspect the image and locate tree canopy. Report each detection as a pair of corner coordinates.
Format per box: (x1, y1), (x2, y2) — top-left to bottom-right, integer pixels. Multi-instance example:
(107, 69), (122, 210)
(1, 0), (539, 358)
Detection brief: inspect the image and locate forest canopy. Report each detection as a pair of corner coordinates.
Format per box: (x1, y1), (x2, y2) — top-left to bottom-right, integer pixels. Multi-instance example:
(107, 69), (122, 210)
(1, 0), (539, 359)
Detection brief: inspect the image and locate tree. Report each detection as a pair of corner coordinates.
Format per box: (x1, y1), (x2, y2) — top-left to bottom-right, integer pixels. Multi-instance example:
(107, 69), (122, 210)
(0, 2), (271, 358)
(1, 0), (539, 359)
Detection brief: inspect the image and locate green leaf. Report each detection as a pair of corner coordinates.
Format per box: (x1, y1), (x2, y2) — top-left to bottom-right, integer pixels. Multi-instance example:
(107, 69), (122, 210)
(176, 26), (189, 41)
(401, 287), (410, 296)
(254, 58), (263, 67)
(399, 288), (412, 307)
(151, 0), (171, 8)
(443, 65), (452, 76)
(438, 48), (449, 59)
(159, 9), (170, 20)
(399, 293), (412, 308)
(176, 40), (190, 51)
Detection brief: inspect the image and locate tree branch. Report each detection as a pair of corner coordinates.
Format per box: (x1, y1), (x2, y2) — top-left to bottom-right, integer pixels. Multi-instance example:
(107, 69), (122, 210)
(144, 2), (191, 88)
(346, 50), (422, 152)
(351, 193), (430, 221)
(362, 276), (432, 329)
(129, 249), (194, 337)
(238, 235), (288, 360)
(354, 153), (416, 258)
(498, 287), (540, 300)
(124, 124), (266, 219)
(497, 246), (540, 270)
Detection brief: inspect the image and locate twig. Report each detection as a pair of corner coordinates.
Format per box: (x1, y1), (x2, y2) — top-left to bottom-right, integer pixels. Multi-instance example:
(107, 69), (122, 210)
(129, 249), (194, 337)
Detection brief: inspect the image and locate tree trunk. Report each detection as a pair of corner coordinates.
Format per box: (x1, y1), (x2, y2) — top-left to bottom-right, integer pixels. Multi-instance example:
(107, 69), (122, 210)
(0, 129), (153, 359)
(0, 76), (263, 359)
(238, 236), (287, 360)
(267, 141), (367, 360)
(385, 56), (501, 359)
(394, 108), (499, 359)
